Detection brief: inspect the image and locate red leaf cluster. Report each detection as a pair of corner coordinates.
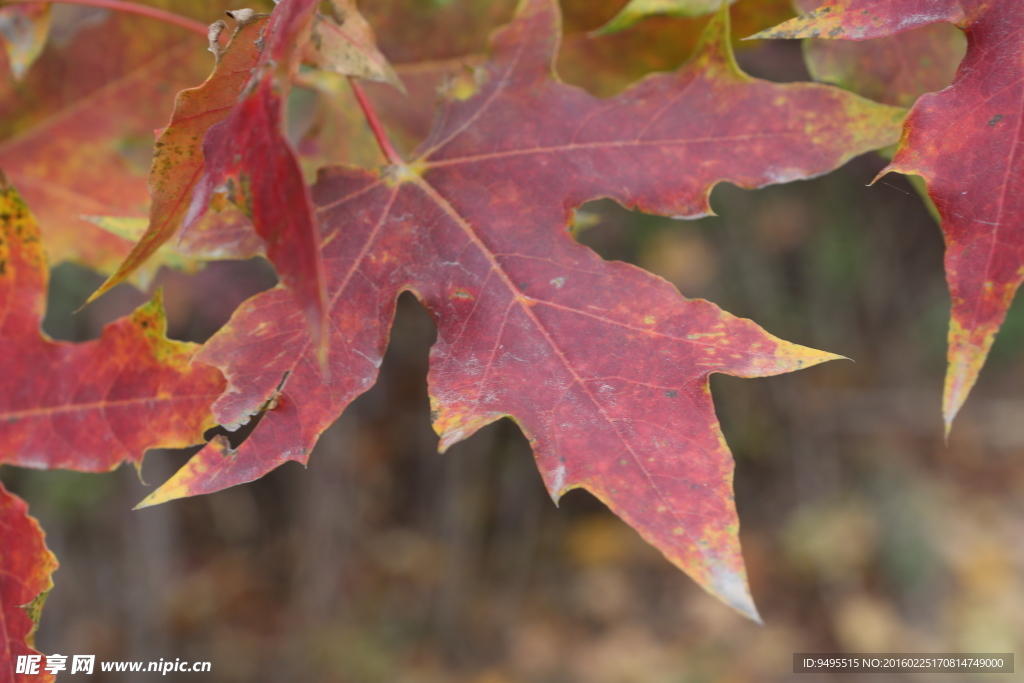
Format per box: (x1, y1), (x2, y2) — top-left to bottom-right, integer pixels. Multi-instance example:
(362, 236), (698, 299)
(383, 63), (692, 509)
(9, 0), (990, 640)
(138, 0), (903, 620)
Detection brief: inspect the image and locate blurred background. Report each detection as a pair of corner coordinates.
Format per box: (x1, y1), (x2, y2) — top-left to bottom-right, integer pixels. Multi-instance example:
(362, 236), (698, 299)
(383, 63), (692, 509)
(2, 1), (1023, 681)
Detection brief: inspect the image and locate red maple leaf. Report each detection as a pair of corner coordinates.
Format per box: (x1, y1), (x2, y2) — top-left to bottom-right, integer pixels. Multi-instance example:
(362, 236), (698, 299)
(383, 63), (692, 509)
(0, 481), (57, 683)
(758, 0), (1022, 430)
(0, 171), (225, 473)
(186, 0), (329, 353)
(138, 0), (904, 619)
(88, 0), (402, 307)
(85, 14), (272, 306)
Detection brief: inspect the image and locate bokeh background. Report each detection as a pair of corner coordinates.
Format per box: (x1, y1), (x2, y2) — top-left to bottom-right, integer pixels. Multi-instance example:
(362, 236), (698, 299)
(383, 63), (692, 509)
(2, 1), (1023, 681)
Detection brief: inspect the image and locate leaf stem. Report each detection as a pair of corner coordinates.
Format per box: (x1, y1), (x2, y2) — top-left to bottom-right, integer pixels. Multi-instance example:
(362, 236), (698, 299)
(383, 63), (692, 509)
(1, 0), (209, 37)
(348, 77), (404, 166)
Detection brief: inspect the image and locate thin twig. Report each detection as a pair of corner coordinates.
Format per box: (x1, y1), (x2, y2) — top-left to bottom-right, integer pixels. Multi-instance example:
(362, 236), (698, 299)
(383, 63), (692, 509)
(348, 76), (404, 165)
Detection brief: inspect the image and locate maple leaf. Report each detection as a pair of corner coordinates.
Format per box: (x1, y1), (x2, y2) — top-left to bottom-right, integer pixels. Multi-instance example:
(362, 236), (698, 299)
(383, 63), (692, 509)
(0, 0), (215, 277)
(91, 0), (403, 303)
(0, 2), (50, 80)
(756, 0), (1022, 430)
(789, 0), (965, 108)
(85, 14), (273, 305)
(139, 0), (903, 619)
(0, 481), (57, 683)
(0, 171), (225, 472)
(186, 0), (330, 354)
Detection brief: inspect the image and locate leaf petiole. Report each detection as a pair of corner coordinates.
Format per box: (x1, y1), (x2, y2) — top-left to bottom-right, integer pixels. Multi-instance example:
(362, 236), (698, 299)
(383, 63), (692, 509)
(348, 76), (404, 165)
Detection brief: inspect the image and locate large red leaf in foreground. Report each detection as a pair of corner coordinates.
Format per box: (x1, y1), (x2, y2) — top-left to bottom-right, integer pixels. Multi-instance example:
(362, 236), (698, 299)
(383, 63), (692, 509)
(0, 482), (57, 683)
(759, 0), (1023, 430)
(188, 0), (328, 351)
(141, 0), (903, 618)
(0, 171), (224, 472)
